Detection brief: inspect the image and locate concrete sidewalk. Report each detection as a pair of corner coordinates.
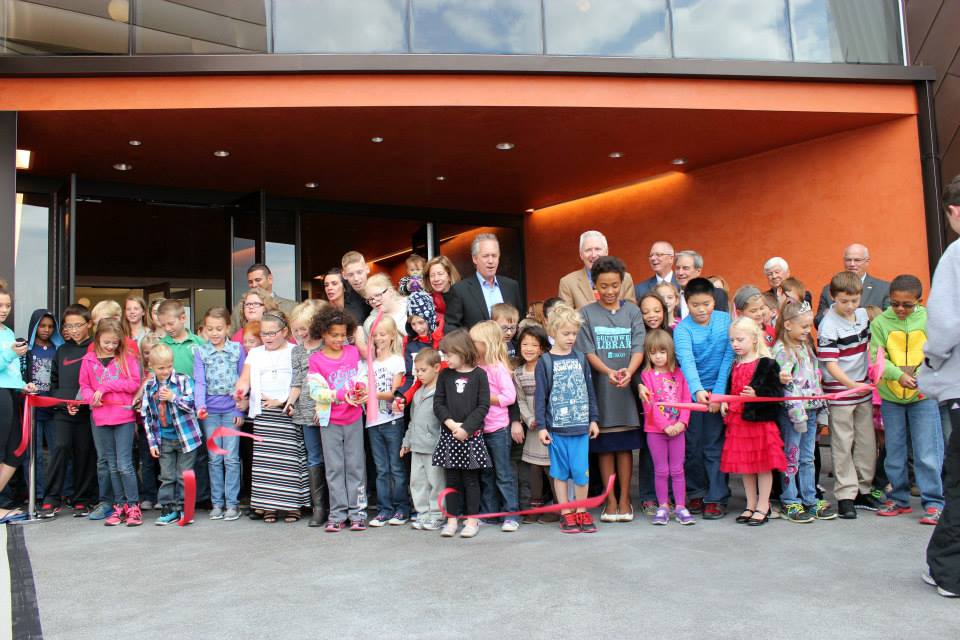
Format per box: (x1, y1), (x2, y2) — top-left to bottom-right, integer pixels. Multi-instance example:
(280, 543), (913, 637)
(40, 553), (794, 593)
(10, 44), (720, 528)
(22, 495), (959, 640)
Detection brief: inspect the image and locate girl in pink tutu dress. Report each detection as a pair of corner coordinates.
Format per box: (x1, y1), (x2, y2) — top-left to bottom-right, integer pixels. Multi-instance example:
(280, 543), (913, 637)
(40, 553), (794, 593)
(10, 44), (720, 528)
(720, 317), (787, 526)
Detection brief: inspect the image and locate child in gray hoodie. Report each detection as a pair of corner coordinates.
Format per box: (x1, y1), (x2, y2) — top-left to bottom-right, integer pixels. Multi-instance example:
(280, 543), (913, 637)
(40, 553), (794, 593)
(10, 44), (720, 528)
(400, 349), (445, 530)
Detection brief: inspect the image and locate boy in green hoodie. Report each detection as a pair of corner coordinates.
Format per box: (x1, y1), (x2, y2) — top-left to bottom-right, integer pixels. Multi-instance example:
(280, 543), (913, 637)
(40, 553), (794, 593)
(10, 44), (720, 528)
(871, 274), (944, 524)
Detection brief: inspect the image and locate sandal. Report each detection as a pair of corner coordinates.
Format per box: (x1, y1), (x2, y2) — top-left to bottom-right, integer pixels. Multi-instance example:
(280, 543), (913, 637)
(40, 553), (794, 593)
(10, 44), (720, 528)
(263, 511), (278, 523)
(747, 511), (769, 527)
(283, 510), (301, 523)
(735, 509), (754, 524)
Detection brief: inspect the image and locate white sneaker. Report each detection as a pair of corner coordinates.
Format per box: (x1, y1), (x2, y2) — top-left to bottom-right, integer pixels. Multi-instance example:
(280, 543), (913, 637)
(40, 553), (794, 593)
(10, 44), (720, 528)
(441, 521), (459, 537)
(923, 571), (959, 597)
(423, 519), (443, 531)
(387, 513), (408, 526)
(501, 520), (520, 532)
(460, 524), (479, 538)
(410, 518), (424, 530)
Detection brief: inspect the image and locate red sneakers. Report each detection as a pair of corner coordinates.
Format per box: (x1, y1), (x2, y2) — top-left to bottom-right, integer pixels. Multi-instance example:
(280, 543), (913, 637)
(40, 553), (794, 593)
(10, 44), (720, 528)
(919, 507), (942, 525)
(125, 504), (143, 527)
(104, 504), (126, 527)
(578, 511), (597, 533)
(877, 501), (913, 517)
(560, 513), (580, 534)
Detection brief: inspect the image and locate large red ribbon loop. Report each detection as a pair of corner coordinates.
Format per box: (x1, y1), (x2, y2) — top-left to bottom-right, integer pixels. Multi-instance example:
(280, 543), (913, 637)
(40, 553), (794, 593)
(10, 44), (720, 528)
(179, 469), (196, 527)
(437, 473), (616, 520)
(205, 426), (263, 456)
(16, 395), (87, 457)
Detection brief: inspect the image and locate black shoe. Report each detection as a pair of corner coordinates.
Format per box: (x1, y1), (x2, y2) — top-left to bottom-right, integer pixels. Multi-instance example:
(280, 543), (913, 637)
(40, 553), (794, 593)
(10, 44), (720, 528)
(854, 492), (882, 511)
(837, 499), (857, 519)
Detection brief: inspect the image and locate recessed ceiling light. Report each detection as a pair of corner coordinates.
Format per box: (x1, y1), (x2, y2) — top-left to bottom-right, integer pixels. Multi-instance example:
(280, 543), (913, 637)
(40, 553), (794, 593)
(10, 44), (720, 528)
(128, 140), (142, 146)
(112, 163), (132, 171)
(435, 176), (446, 181)
(305, 182), (318, 188)
(608, 151), (624, 158)
(214, 150), (230, 157)
(371, 136), (384, 143)
(15, 149), (31, 170)
(496, 142), (515, 150)
(671, 157), (687, 165)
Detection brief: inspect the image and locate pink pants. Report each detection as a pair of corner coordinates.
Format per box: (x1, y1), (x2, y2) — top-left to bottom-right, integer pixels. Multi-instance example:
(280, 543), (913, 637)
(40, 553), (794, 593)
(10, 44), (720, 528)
(646, 431), (686, 507)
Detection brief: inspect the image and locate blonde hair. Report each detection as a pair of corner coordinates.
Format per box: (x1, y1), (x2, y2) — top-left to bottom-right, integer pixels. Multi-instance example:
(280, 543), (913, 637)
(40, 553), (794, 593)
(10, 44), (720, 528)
(140, 332), (162, 369)
(730, 316), (770, 358)
(341, 251), (366, 269)
(469, 320), (512, 370)
(491, 303), (519, 323)
(365, 273), (395, 297)
(423, 256), (461, 293)
(289, 299), (328, 328)
(148, 342), (174, 366)
(643, 329), (677, 371)
(122, 295), (148, 337)
(546, 303), (582, 337)
(91, 299), (123, 328)
(371, 315), (403, 358)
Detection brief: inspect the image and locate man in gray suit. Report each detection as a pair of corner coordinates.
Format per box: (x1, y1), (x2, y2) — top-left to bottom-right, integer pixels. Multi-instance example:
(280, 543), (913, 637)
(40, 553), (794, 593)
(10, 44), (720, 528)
(815, 243), (890, 327)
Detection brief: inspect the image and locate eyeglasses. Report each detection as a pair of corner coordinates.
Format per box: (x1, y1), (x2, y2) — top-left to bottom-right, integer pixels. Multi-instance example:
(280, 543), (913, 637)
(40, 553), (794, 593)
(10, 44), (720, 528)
(260, 329), (282, 338)
(843, 257), (868, 264)
(889, 301), (917, 310)
(649, 253), (674, 259)
(365, 288), (389, 304)
(63, 322), (87, 330)
(243, 302), (265, 309)
(499, 324), (518, 334)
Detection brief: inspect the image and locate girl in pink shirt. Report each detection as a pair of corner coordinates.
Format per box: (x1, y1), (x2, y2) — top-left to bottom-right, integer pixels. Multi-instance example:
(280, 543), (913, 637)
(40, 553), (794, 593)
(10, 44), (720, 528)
(638, 329), (694, 526)
(469, 321), (520, 531)
(79, 318), (142, 526)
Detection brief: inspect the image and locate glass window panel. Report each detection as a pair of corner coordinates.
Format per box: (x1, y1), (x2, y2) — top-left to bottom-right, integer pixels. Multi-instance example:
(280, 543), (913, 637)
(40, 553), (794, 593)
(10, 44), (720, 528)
(544, 0), (670, 57)
(2, 0), (129, 54)
(14, 193), (49, 334)
(671, 0), (791, 61)
(272, 0), (408, 53)
(265, 210), (297, 302)
(133, 0), (267, 54)
(790, 0), (901, 64)
(411, 0), (541, 54)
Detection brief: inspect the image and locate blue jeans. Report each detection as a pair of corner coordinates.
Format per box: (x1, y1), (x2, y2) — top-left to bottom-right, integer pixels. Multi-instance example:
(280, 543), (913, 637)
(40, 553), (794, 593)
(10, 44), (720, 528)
(777, 410), (818, 506)
(90, 423), (139, 506)
(881, 398), (945, 509)
(368, 419), (409, 517)
(92, 416), (114, 505)
(481, 427), (520, 522)
(302, 424), (325, 468)
(684, 411), (729, 504)
(201, 413), (242, 509)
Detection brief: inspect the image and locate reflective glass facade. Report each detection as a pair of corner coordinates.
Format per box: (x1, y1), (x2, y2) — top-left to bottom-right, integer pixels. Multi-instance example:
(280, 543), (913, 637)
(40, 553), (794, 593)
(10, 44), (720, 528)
(0, 0), (904, 64)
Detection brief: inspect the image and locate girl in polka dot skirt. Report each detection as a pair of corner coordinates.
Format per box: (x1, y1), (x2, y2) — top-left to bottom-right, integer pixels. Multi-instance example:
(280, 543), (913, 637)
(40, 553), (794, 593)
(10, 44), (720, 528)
(432, 329), (492, 539)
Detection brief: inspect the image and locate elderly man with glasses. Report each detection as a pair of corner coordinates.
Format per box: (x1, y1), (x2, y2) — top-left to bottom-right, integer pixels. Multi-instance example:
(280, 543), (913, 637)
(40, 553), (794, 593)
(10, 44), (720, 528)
(634, 241), (679, 299)
(815, 244), (890, 327)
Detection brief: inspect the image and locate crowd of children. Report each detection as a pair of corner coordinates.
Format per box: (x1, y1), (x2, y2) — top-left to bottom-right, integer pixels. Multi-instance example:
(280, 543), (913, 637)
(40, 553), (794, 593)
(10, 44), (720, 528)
(0, 242), (948, 541)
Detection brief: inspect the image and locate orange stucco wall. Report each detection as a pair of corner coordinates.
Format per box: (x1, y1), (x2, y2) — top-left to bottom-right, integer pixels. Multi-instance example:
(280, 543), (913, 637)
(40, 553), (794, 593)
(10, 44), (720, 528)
(524, 116), (928, 303)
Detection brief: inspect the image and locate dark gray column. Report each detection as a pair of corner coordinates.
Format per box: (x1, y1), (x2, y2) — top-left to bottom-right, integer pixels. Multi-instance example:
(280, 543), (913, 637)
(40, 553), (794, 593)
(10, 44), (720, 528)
(0, 112), (15, 306)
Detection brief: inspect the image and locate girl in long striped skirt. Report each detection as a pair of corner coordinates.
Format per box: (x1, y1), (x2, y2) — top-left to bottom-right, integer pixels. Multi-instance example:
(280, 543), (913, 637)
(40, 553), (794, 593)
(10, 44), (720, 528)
(236, 311), (309, 523)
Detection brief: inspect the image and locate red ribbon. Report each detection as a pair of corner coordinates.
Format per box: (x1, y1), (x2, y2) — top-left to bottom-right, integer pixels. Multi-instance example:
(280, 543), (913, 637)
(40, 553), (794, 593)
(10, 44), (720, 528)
(437, 473), (615, 520)
(179, 469), (196, 527)
(206, 426), (263, 456)
(656, 384), (874, 413)
(16, 395), (87, 457)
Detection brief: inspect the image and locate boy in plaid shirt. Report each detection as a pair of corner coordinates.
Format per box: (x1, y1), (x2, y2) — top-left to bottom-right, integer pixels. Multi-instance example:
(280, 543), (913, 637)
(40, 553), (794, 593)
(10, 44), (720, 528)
(140, 344), (203, 526)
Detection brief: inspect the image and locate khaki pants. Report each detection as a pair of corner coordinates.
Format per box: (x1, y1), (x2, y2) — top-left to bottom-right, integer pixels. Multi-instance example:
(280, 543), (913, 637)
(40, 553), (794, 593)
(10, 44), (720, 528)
(828, 400), (876, 501)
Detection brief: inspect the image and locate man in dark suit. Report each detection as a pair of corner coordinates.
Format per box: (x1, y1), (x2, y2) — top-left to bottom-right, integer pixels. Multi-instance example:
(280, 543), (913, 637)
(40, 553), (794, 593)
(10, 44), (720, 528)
(675, 250), (728, 317)
(634, 240), (680, 299)
(445, 233), (524, 330)
(814, 244), (890, 327)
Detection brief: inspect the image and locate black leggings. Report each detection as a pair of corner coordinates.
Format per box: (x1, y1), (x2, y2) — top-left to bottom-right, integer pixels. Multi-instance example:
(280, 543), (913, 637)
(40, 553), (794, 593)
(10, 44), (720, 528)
(443, 468), (481, 517)
(0, 388), (23, 468)
(927, 401), (960, 592)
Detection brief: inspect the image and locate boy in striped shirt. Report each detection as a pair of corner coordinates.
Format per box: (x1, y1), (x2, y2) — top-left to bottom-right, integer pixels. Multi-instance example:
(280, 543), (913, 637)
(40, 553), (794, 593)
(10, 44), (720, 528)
(818, 271), (880, 519)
